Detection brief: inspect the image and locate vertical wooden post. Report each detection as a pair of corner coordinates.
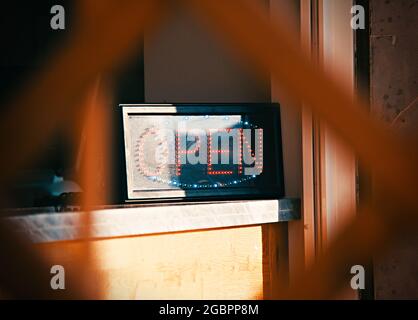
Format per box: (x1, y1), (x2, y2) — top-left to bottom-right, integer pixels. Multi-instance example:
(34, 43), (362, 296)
(286, 0), (317, 286)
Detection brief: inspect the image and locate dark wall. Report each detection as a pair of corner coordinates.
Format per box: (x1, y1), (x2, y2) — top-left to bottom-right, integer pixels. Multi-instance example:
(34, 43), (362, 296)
(370, 0), (418, 299)
(0, 2), (75, 207)
(0, 2), (145, 206)
(0, 1), (72, 104)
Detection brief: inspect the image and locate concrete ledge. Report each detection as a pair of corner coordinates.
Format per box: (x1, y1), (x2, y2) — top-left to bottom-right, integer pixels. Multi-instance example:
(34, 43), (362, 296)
(3, 199), (300, 243)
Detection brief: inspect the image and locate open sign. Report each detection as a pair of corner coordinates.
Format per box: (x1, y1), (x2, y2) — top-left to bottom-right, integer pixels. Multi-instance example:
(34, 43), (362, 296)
(135, 121), (263, 178)
(121, 104), (283, 201)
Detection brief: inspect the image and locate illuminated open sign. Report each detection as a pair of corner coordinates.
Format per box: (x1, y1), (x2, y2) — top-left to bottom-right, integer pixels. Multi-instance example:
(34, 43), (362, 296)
(121, 104), (284, 201)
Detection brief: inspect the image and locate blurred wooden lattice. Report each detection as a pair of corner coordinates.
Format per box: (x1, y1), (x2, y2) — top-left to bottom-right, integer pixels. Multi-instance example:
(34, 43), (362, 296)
(0, 0), (417, 299)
